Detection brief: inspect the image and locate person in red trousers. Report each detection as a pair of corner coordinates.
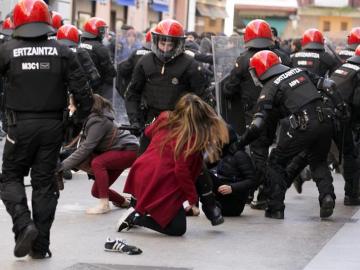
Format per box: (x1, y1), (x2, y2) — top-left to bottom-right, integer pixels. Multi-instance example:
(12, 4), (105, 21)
(60, 94), (139, 214)
(116, 93), (229, 236)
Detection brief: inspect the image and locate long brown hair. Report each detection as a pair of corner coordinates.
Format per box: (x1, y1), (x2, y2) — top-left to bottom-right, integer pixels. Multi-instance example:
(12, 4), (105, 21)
(157, 93), (229, 163)
(91, 94), (114, 115)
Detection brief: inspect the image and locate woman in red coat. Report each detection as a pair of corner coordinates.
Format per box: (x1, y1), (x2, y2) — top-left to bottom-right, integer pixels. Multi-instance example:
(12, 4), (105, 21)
(117, 93), (229, 236)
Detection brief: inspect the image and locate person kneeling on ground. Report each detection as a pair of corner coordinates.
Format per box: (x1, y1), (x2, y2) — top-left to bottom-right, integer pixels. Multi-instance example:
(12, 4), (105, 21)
(59, 94), (139, 214)
(116, 93), (229, 236)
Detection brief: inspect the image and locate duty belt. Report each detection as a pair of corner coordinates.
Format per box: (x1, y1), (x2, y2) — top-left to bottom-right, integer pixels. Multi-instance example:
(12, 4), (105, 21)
(289, 106), (326, 130)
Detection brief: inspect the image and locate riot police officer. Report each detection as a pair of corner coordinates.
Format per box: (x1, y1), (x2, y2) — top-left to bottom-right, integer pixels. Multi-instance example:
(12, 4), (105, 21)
(223, 19), (291, 210)
(80, 17), (116, 101)
(0, 0), (93, 259)
(338, 27), (360, 63)
(57, 24), (101, 91)
(291, 28), (339, 77)
(125, 19), (209, 128)
(236, 50), (346, 219)
(330, 45), (360, 205)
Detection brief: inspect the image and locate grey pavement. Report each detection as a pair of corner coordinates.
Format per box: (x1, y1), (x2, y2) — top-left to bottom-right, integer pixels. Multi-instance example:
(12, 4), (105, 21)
(0, 142), (360, 269)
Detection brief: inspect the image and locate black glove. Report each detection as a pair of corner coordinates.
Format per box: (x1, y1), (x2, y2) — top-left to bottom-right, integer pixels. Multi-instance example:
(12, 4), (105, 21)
(317, 78), (336, 91)
(130, 122), (142, 136)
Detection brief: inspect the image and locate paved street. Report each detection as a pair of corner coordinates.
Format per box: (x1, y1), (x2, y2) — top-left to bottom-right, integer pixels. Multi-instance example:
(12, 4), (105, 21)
(0, 141), (360, 270)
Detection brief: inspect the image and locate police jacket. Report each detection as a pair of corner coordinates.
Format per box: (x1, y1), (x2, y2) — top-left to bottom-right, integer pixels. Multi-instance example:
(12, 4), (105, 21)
(116, 47), (151, 97)
(331, 61), (360, 120)
(257, 68), (322, 117)
(0, 37), (92, 118)
(80, 38), (116, 87)
(337, 48), (355, 63)
(224, 47), (291, 113)
(125, 52), (208, 124)
(291, 49), (338, 77)
(70, 46), (101, 90)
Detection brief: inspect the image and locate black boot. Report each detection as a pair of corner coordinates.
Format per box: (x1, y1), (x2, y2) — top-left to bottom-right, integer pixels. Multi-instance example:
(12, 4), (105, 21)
(344, 195), (360, 206)
(201, 193), (224, 226)
(320, 194), (335, 218)
(14, 223), (38, 258)
(264, 209), (284, 219)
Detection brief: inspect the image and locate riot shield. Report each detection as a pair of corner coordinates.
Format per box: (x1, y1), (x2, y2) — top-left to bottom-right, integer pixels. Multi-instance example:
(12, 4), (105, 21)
(324, 37), (343, 72)
(113, 29), (143, 124)
(211, 35), (245, 134)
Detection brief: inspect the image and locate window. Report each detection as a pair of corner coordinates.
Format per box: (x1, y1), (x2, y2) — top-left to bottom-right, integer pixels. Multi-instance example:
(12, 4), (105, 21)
(209, 19), (217, 27)
(341, 22), (348, 31)
(323, 21), (330, 32)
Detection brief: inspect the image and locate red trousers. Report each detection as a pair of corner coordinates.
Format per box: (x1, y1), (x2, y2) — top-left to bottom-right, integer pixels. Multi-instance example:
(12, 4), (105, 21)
(90, 150), (137, 205)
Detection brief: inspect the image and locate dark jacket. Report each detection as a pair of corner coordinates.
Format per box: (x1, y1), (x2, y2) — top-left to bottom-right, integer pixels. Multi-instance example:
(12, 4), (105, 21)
(62, 108), (139, 170)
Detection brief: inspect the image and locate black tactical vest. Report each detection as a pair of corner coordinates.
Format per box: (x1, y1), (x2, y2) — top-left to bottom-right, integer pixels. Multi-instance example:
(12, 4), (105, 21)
(337, 49), (355, 63)
(272, 68), (321, 114)
(3, 38), (67, 112)
(331, 62), (360, 105)
(141, 53), (193, 110)
(291, 51), (322, 75)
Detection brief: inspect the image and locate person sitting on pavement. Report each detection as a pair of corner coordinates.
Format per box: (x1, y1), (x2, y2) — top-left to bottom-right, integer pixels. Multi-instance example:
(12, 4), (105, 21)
(60, 94), (139, 214)
(116, 93), (229, 236)
(208, 127), (257, 216)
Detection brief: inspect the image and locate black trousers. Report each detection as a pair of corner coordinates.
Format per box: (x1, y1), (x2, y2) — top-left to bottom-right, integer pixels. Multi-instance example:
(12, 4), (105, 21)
(0, 118), (63, 252)
(135, 208), (186, 236)
(266, 115), (335, 212)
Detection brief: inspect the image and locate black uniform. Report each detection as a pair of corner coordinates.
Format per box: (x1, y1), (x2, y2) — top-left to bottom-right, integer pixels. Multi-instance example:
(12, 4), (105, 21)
(223, 48), (290, 205)
(125, 51), (208, 126)
(291, 49), (338, 77)
(80, 38), (116, 100)
(0, 37), (92, 255)
(238, 68), (345, 217)
(210, 145), (256, 216)
(330, 61), (360, 203)
(116, 47), (151, 98)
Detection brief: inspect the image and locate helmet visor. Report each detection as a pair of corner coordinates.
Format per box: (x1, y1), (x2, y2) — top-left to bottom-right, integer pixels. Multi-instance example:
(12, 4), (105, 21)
(151, 33), (185, 63)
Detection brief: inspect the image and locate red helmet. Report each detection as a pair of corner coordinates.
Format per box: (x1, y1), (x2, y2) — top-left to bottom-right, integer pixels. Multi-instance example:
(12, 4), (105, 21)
(249, 50), (290, 81)
(151, 19), (186, 62)
(51, 11), (64, 30)
(57, 24), (79, 47)
(347, 27), (360, 50)
(244, 19), (274, 49)
(347, 44), (360, 64)
(82, 17), (107, 39)
(301, 28), (324, 50)
(145, 30), (152, 43)
(0, 17), (14, 36)
(13, 0), (55, 38)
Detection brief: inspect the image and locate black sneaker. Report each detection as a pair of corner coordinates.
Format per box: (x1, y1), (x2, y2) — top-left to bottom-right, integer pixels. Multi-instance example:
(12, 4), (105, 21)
(116, 207), (137, 232)
(250, 200), (267, 210)
(14, 224), (39, 258)
(104, 237), (142, 255)
(320, 194), (335, 218)
(29, 249), (52, 259)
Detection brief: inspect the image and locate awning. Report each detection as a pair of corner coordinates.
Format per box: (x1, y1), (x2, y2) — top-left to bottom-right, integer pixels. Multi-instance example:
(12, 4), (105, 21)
(197, 3), (228, 19)
(115, 0), (135, 6)
(150, 0), (169, 13)
(242, 17), (288, 37)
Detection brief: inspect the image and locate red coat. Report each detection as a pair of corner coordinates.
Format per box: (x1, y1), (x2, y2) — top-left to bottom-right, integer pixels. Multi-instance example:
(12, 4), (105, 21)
(124, 112), (203, 228)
